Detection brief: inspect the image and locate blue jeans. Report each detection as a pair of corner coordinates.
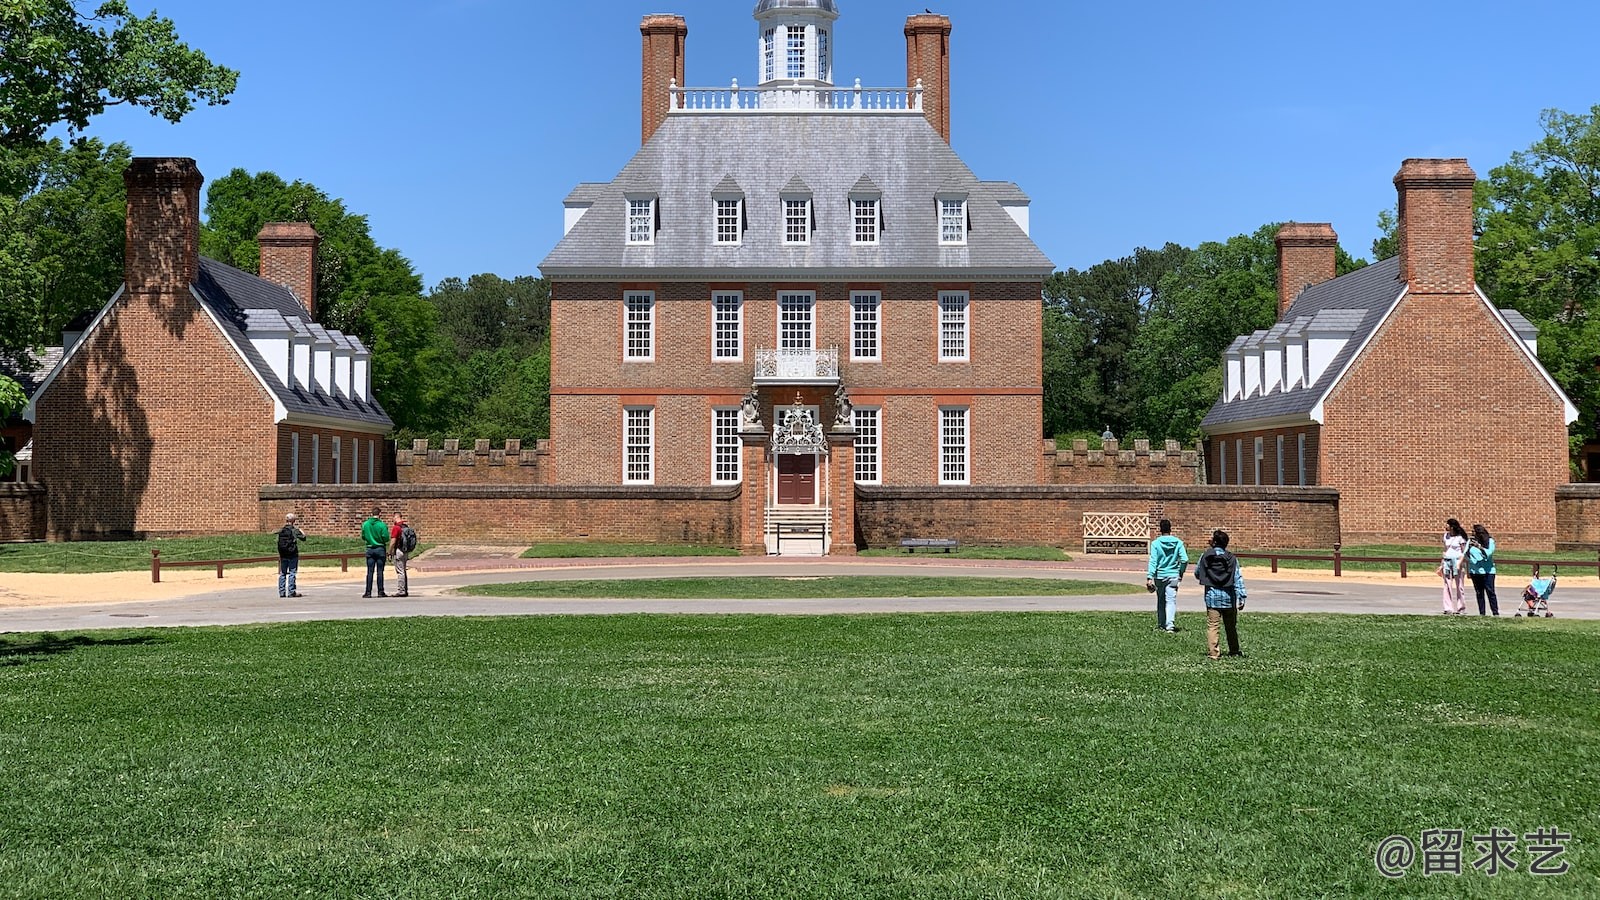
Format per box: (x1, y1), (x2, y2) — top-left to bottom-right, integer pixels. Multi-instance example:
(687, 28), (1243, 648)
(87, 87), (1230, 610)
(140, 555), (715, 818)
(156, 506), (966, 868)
(277, 556), (299, 597)
(365, 546), (386, 595)
(1470, 573), (1499, 615)
(1153, 578), (1177, 629)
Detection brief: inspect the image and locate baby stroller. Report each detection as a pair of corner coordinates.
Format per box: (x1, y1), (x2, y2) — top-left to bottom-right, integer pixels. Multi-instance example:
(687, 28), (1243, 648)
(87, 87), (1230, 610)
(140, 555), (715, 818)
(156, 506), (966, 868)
(1517, 572), (1557, 618)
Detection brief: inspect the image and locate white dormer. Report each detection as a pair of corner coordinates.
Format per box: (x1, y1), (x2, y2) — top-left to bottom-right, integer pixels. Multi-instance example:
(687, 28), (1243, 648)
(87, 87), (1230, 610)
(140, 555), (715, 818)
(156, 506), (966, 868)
(1001, 199), (1030, 236)
(1242, 333), (1265, 399)
(1283, 318), (1309, 391)
(1224, 341), (1244, 401)
(245, 310), (293, 389)
(754, 0), (839, 87)
(1305, 310), (1364, 388)
(309, 325), (335, 395)
(349, 336), (372, 403)
(331, 332), (353, 399)
(1262, 330), (1284, 395)
(286, 317), (313, 392)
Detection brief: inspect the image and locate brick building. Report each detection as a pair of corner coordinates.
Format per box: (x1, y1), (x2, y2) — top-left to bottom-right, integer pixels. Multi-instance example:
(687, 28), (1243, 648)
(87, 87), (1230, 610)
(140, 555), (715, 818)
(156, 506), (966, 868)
(23, 158), (392, 539)
(540, 2), (1052, 553)
(1199, 160), (1577, 547)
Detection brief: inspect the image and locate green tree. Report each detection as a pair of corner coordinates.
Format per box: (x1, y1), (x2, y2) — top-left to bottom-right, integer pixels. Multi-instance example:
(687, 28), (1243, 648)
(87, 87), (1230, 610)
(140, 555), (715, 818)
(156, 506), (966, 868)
(0, 0), (237, 153)
(429, 273), (551, 356)
(0, 371), (23, 476)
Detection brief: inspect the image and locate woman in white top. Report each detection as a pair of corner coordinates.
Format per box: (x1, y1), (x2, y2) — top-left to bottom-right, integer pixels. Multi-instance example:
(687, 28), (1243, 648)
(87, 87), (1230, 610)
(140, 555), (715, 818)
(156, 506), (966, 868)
(1440, 518), (1469, 614)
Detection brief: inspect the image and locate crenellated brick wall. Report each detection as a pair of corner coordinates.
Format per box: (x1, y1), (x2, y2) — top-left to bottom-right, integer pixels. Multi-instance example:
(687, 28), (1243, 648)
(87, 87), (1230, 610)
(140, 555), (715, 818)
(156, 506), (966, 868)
(1046, 439), (1201, 486)
(395, 439), (552, 484)
(856, 484), (1341, 551)
(259, 483), (739, 546)
(0, 483), (46, 543)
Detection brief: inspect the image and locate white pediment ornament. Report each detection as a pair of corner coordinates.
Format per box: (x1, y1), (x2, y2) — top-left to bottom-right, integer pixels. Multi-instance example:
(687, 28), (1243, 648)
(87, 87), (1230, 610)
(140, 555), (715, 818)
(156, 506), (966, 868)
(771, 399), (828, 455)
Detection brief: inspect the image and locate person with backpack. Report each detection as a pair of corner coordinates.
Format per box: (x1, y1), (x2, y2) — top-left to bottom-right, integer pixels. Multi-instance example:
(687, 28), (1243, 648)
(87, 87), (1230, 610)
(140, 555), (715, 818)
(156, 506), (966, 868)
(1145, 519), (1189, 633)
(1194, 529), (1248, 660)
(389, 515), (417, 598)
(275, 512), (307, 598)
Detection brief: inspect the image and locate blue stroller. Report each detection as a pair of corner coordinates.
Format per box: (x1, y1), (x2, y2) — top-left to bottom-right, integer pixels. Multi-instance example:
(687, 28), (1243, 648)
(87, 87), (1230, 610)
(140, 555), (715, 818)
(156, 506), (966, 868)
(1517, 573), (1557, 618)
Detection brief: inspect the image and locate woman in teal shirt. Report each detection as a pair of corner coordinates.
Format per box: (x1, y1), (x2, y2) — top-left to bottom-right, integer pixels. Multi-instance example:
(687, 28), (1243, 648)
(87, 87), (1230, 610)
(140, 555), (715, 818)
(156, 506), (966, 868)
(1465, 523), (1498, 616)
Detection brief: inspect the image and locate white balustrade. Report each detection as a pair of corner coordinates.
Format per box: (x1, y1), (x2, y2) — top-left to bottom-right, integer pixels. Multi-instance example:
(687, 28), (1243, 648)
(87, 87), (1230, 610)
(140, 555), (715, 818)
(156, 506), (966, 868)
(669, 78), (923, 115)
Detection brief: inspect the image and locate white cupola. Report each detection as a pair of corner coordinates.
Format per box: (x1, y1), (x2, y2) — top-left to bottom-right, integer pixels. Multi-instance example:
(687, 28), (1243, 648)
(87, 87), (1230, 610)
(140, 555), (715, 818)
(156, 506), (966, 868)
(754, 0), (839, 87)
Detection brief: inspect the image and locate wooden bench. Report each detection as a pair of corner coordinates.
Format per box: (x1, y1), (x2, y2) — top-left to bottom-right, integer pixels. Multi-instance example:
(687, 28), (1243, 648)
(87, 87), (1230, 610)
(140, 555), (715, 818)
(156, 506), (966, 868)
(1081, 512), (1150, 555)
(776, 522), (826, 554)
(900, 537), (959, 553)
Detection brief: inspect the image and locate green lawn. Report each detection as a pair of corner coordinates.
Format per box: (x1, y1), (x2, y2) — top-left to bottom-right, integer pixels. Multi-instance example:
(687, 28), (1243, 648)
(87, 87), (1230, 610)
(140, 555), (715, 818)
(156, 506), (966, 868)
(0, 535), (377, 574)
(521, 542), (741, 558)
(1244, 544), (1598, 576)
(857, 545), (1071, 561)
(462, 575), (1132, 599)
(1, 614), (1594, 898)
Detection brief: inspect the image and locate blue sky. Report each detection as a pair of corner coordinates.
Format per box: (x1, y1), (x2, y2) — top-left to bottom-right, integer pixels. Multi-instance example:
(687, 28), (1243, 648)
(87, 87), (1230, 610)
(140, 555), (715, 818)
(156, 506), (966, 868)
(80, 0), (1600, 288)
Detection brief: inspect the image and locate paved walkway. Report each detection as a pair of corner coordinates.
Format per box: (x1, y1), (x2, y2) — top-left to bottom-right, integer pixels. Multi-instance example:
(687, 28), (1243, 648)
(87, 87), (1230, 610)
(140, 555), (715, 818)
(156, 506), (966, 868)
(2, 553), (1592, 632)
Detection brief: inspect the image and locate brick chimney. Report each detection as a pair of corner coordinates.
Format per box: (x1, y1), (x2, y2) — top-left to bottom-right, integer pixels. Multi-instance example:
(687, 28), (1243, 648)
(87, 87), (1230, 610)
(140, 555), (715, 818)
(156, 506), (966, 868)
(640, 14), (687, 145)
(123, 157), (202, 294)
(905, 13), (952, 143)
(258, 222), (321, 319)
(1394, 158), (1476, 295)
(1275, 222), (1338, 318)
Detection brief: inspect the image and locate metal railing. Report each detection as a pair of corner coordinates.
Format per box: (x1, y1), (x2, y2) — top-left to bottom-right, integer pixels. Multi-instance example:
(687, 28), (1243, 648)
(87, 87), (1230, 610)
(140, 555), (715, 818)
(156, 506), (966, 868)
(754, 346), (839, 382)
(1233, 545), (1600, 578)
(669, 78), (923, 114)
(150, 548), (368, 583)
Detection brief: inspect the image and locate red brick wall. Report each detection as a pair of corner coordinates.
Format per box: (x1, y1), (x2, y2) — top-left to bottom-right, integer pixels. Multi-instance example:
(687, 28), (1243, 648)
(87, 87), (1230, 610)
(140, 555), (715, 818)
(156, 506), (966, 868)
(275, 425), (389, 486)
(856, 484), (1340, 551)
(640, 15), (687, 145)
(1048, 439), (1201, 485)
(396, 439), (551, 484)
(1203, 426), (1320, 487)
(257, 222), (319, 319)
(1320, 294), (1567, 548)
(1276, 223), (1337, 318)
(0, 483), (46, 542)
(904, 14), (952, 142)
(259, 484), (739, 547)
(1556, 485), (1600, 551)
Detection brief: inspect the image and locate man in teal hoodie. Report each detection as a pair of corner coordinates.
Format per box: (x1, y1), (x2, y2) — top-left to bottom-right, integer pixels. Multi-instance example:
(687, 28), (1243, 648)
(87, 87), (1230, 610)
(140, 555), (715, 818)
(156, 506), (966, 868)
(1145, 519), (1188, 632)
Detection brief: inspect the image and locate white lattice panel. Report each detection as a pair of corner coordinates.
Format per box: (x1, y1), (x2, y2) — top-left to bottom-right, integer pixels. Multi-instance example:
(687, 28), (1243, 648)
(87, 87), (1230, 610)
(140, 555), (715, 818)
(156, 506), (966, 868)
(1082, 512), (1150, 554)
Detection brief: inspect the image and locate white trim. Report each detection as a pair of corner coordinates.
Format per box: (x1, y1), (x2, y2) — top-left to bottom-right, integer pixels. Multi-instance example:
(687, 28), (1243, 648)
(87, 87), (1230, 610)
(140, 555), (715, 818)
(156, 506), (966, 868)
(712, 406), (742, 484)
(712, 291), (744, 361)
(623, 406), (654, 484)
(939, 405), (970, 485)
(851, 291), (881, 361)
(624, 291), (655, 361)
(853, 406), (881, 484)
(777, 291), (816, 352)
(23, 284), (126, 422)
(938, 291), (969, 362)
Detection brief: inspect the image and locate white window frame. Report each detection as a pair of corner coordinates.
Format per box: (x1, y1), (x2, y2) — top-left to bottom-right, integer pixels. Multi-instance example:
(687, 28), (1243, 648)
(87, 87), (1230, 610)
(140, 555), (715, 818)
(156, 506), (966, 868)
(762, 28), (775, 82)
(939, 196), (968, 245)
(852, 198), (880, 244)
(368, 439), (376, 484)
(939, 406), (969, 485)
(1217, 441), (1227, 485)
(332, 436), (342, 484)
(783, 197), (811, 245)
(1298, 433), (1307, 487)
(624, 291), (655, 361)
(311, 434), (320, 484)
(715, 197), (742, 245)
(624, 407), (654, 484)
(1254, 436), (1264, 485)
(817, 26), (830, 82)
(290, 432), (300, 485)
(851, 292), (880, 361)
(1276, 434), (1285, 486)
(1235, 438), (1243, 485)
(712, 407), (742, 484)
(785, 24), (806, 80)
(778, 292), (815, 351)
(939, 291), (969, 361)
(854, 406), (881, 484)
(626, 196), (655, 245)
(712, 291), (743, 361)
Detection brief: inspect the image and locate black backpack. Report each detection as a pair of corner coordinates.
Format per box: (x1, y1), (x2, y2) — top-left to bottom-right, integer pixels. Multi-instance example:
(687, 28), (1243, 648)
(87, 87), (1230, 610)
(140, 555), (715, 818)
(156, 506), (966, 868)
(1197, 550), (1237, 593)
(277, 525), (300, 555)
(398, 524), (418, 554)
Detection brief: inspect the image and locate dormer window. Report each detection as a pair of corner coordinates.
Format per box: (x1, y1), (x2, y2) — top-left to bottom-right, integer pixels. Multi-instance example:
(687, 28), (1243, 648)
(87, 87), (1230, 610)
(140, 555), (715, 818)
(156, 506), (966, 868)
(781, 177), (813, 246)
(712, 177), (745, 246)
(853, 199), (880, 244)
(626, 194), (656, 245)
(938, 194), (968, 245)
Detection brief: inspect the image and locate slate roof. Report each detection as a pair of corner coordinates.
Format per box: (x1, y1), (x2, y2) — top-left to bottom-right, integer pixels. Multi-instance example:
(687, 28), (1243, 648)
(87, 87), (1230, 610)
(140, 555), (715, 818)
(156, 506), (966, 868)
(0, 347), (64, 399)
(540, 113), (1053, 277)
(1201, 257), (1402, 429)
(191, 258), (392, 429)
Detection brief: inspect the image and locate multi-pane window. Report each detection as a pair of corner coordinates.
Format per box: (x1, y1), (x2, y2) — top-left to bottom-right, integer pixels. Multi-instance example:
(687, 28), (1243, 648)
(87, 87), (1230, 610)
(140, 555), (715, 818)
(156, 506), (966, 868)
(1235, 438), (1243, 485)
(940, 407), (969, 485)
(939, 197), (967, 244)
(1276, 435), (1285, 486)
(784, 198), (810, 244)
(311, 434), (320, 484)
(778, 292), (814, 351)
(715, 198), (741, 244)
(713, 407), (742, 484)
(290, 432), (300, 485)
(786, 25), (806, 79)
(762, 28), (775, 82)
(852, 292), (880, 360)
(624, 407), (654, 483)
(939, 291), (969, 361)
(854, 407), (880, 484)
(817, 28), (829, 81)
(332, 436), (342, 484)
(713, 292), (743, 360)
(1297, 434), (1307, 486)
(853, 199), (879, 244)
(627, 197), (654, 245)
(1254, 436), (1264, 485)
(625, 292), (654, 360)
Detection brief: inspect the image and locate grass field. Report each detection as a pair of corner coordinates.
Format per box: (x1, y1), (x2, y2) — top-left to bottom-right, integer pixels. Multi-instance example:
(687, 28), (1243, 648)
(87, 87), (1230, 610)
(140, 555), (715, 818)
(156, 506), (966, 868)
(0, 535), (378, 574)
(1, 614), (1595, 898)
(461, 575), (1134, 599)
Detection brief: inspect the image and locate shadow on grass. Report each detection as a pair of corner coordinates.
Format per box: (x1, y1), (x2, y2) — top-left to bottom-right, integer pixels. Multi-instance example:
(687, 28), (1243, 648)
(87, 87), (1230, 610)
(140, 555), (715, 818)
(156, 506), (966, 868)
(0, 633), (164, 667)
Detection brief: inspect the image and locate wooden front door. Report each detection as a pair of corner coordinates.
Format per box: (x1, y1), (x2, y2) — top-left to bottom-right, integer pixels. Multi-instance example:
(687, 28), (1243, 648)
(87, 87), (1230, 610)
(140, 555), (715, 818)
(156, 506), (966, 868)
(776, 453), (817, 505)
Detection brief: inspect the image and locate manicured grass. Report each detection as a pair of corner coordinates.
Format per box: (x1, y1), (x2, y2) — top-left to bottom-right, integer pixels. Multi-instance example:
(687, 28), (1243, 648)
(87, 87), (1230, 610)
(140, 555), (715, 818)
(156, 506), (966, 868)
(858, 545), (1072, 561)
(0, 535), (377, 574)
(521, 542), (741, 558)
(1, 614), (1595, 898)
(460, 575), (1134, 599)
(1245, 544), (1598, 576)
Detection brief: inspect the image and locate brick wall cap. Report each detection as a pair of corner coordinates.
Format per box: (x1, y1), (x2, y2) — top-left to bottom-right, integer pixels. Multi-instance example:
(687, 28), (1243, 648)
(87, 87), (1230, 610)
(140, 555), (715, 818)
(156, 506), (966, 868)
(1275, 222), (1338, 246)
(640, 14), (687, 33)
(904, 13), (952, 33)
(124, 157), (201, 185)
(1394, 158), (1475, 187)
(258, 222), (320, 243)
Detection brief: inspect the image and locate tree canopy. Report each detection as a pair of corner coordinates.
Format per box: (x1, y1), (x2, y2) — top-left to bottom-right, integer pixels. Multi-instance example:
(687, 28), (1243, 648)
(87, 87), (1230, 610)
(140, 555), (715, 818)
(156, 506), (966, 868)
(0, 0), (237, 153)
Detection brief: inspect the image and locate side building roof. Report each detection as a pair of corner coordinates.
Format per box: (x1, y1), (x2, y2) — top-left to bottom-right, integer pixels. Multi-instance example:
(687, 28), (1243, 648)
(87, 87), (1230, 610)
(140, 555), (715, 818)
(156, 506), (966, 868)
(541, 113), (1053, 279)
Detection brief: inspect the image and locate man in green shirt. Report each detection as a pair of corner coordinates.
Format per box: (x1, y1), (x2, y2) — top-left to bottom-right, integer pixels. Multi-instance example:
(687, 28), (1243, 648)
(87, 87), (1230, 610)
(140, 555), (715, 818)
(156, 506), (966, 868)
(361, 506), (389, 598)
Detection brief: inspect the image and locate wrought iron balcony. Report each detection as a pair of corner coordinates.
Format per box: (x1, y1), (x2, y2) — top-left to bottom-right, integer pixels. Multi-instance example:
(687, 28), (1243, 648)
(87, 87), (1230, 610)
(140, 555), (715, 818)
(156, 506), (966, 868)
(753, 347), (839, 385)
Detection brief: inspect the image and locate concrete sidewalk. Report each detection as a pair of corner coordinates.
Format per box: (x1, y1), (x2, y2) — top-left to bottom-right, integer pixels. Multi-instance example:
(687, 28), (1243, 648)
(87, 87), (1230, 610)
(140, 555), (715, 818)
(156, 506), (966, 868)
(2, 556), (1592, 632)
